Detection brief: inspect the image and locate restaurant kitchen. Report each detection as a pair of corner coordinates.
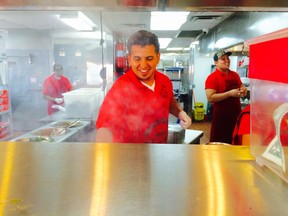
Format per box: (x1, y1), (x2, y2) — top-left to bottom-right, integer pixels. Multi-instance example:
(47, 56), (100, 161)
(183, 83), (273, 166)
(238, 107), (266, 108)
(0, 2), (287, 142)
(0, 0), (288, 215)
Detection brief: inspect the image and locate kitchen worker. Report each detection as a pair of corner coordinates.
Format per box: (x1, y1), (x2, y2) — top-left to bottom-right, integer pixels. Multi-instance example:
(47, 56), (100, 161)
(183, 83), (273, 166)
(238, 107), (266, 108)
(205, 50), (247, 144)
(43, 63), (73, 115)
(96, 30), (191, 143)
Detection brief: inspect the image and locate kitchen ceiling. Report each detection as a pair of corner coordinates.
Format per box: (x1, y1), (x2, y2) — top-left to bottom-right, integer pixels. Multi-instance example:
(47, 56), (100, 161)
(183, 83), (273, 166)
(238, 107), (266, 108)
(0, 10), (233, 52)
(102, 11), (233, 51)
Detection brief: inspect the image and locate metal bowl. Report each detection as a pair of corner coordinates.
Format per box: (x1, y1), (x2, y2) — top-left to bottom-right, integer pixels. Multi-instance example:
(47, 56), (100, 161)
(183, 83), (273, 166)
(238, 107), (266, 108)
(32, 127), (70, 137)
(15, 136), (54, 142)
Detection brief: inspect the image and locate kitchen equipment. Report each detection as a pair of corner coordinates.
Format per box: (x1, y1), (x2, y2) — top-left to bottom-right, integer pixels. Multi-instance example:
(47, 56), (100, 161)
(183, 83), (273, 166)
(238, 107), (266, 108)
(168, 124), (185, 144)
(62, 88), (103, 119)
(51, 120), (83, 128)
(32, 127), (70, 137)
(193, 102), (205, 122)
(14, 136), (54, 142)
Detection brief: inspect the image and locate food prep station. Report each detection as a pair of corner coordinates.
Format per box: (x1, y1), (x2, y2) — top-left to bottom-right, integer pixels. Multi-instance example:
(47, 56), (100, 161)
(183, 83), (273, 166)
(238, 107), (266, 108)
(10, 120), (93, 142)
(10, 88), (104, 143)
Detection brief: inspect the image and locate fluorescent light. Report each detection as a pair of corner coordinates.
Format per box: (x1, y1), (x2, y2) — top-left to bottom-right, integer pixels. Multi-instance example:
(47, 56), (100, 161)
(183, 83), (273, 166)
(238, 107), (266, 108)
(214, 37), (242, 49)
(191, 41), (199, 45)
(166, 47), (183, 51)
(159, 38), (172, 49)
(60, 11), (96, 31)
(151, 12), (189, 30)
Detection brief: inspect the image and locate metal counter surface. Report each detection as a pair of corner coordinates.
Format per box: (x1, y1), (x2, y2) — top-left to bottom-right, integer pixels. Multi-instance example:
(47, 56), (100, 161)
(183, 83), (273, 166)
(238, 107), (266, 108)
(0, 143), (288, 215)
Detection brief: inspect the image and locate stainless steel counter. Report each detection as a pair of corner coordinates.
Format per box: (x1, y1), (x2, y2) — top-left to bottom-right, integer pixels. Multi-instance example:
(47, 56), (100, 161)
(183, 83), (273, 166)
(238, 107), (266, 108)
(0, 143), (288, 215)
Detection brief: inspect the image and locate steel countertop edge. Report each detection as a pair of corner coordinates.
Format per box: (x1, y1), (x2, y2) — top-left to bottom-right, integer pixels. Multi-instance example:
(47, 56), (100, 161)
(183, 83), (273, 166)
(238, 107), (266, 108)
(0, 143), (288, 215)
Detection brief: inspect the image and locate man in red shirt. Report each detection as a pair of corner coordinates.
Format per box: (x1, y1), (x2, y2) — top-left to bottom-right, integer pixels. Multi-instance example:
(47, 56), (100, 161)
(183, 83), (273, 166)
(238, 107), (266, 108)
(43, 63), (72, 115)
(205, 50), (247, 144)
(96, 30), (191, 143)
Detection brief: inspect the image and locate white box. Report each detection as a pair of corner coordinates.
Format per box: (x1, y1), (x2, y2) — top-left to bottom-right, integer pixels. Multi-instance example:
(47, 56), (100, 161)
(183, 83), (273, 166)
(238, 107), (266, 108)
(62, 89), (103, 119)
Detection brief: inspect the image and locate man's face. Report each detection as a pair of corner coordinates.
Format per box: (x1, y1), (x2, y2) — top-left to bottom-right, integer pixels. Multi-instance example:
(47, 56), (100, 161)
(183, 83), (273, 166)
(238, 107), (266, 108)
(128, 45), (160, 85)
(54, 68), (64, 77)
(215, 54), (230, 72)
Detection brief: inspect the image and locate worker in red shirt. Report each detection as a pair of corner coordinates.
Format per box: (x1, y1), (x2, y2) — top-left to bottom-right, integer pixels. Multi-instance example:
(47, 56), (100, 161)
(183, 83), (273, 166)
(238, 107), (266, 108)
(205, 50), (247, 144)
(96, 30), (191, 143)
(43, 63), (73, 115)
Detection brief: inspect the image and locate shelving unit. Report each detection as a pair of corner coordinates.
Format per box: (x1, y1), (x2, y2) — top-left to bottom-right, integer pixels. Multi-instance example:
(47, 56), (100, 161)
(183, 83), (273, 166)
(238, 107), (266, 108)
(0, 30), (12, 140)
(163, 66), (183, 80)
(164, 67), (183, 100)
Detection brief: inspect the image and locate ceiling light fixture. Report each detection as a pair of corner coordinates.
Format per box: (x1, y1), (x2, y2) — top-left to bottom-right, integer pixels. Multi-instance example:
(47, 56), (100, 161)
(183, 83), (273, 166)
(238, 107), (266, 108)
(150, 12), (190, 30)
(60, 11), (96, 31)
(166, 47), (183, 51)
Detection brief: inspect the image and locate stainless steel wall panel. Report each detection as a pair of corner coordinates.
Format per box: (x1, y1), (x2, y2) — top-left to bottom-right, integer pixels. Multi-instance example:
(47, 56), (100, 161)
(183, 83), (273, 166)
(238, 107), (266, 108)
(199, 11), (288, 53)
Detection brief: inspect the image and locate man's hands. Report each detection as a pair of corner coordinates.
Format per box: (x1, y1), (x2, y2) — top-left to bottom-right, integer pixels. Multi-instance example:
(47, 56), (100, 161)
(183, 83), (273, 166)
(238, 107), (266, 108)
(178, 110), (192, 129)
(230, 86), (247, 98)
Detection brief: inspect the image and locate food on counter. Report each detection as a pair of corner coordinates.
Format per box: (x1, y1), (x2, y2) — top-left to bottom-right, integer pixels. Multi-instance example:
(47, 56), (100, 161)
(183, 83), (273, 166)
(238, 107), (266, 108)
(15, 136), (54, 142)
(51, 121), (82, 128)
(32, 128), (70, 137)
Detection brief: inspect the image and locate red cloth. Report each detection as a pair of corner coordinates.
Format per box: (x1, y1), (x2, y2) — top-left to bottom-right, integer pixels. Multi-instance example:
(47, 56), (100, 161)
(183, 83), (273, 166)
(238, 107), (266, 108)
(43, 73), (72, 114)
(280, 113), (288, 146)
(205, 68), (242, 143)
(232, 105), (250, 145)
(96, 69), (174, 143)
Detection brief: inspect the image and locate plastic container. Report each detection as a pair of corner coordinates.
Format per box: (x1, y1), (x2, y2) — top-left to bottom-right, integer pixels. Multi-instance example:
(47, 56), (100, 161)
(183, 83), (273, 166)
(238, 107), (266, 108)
(194, 102), (205, 121)
(247, 28), (288, 183)
(62, 89), (103, 119)
(194, 109), (205, 121)
(194, 102), (204, 109)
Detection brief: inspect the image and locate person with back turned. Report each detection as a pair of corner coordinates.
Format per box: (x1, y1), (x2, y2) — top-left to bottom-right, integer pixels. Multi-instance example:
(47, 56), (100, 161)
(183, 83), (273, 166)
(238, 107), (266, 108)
(43, 63), (73, 115)
(205, 50), (247, 144)
(96, 30), (191, 143)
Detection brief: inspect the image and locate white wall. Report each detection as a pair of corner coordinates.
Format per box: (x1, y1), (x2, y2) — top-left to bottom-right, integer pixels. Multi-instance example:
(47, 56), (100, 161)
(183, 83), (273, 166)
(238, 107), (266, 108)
(6, 29), (52, 50)
(193, 56), (238, 113)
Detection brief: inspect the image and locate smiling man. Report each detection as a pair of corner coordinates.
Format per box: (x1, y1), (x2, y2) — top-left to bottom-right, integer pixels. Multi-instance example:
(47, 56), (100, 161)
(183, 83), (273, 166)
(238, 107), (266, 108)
(205, 50), (247, 144)
(96, 30), (191, 143)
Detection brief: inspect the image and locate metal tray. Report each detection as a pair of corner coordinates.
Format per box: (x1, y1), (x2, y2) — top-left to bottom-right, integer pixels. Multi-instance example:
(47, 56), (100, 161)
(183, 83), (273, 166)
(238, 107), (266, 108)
(14, 136), (54, 142)
(32, 127), (70, 137)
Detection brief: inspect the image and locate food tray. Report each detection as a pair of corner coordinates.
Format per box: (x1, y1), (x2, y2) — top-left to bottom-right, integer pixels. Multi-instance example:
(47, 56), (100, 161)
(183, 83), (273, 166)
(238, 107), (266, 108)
(14, 136), (54, 142)
(32, 127), (70, 137)
(50, 120), (83, 128)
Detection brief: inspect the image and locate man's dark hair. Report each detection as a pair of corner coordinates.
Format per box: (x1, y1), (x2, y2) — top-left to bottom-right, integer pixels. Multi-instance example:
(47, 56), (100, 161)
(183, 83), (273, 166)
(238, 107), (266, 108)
(127, 30), (160, 54)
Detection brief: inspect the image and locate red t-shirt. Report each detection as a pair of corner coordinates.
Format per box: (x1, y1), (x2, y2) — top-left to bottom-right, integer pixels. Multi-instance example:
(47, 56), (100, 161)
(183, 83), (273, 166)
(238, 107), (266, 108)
(43, 73), (72, 114)
(96, 69), (174, 143)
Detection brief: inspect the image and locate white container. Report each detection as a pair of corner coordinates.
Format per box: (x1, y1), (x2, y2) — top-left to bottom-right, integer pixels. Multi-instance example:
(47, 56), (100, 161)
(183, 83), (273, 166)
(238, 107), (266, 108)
(62, 89), (103, 119)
